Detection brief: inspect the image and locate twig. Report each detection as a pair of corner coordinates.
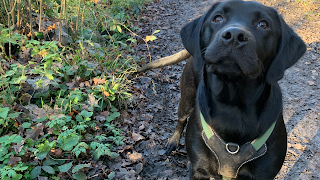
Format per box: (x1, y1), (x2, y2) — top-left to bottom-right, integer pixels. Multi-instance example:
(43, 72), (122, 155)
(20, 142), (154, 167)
(10, 0), (15, 26)
(39, 0), (42, 32)
(59, 0), (63, 43)
(17, 0), (20, 27)
(75, 0), (81, 38)
(29, 0), (33, 39)
(2, 0), (17, 61)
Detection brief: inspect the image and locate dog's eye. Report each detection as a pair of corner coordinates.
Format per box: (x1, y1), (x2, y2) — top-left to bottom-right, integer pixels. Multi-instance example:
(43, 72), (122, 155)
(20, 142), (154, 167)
(213, 15), (223, 23)
(258, 20), (269, 29)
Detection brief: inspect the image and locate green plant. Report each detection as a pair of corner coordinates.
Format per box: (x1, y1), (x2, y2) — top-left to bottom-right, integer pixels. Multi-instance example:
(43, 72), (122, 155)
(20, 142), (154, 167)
(0, 162), (29, 180)
(0, 107), (21, 135)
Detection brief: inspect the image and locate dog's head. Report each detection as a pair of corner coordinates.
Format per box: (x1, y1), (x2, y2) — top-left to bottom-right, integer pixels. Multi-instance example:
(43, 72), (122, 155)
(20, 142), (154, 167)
(181, 0), (306, 84)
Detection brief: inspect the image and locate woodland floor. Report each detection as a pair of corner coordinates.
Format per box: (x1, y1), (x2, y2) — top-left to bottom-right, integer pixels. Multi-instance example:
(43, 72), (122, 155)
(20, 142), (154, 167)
(109, 0), (320, 179)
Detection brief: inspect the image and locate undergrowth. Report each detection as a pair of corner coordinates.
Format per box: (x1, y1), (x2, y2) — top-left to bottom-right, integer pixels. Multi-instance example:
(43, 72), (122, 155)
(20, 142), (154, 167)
(0, 0), (154, 179)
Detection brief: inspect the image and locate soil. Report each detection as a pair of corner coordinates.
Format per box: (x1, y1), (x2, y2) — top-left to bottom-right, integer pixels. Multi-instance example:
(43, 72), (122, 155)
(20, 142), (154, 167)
(108, 0), (320, 179)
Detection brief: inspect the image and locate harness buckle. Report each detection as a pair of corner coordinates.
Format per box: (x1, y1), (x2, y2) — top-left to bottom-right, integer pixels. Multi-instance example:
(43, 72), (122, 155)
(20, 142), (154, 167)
(226, 142), (240, 154)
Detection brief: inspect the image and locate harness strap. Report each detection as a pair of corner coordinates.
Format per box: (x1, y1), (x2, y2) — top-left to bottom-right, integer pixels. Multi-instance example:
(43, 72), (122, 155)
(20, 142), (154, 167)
(200, 112), (276, 179)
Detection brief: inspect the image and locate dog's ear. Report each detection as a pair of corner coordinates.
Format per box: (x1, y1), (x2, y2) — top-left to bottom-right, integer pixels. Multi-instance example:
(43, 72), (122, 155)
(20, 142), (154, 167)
(180, 2), (221, 73)
(266, 15), (306, 84)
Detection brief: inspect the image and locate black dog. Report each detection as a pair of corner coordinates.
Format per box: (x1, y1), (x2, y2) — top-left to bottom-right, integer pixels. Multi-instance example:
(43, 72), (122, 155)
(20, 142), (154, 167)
(166, 0), (306, 179)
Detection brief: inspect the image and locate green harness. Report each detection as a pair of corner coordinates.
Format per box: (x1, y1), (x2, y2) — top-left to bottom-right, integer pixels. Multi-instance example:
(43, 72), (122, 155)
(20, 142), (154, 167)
(200, 112), (276, 179)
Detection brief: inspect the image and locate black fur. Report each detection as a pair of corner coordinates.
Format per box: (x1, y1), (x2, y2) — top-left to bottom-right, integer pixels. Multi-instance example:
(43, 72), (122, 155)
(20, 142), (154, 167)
(166, 1), (306, 179)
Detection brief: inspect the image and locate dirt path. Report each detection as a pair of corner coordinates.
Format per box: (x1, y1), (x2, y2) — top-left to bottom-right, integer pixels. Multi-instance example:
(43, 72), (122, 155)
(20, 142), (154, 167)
(109, 0), (320, 179)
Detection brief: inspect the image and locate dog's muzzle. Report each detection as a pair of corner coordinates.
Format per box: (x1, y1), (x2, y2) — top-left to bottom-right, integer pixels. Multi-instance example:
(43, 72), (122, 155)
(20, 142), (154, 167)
(221, 26), (250, 48)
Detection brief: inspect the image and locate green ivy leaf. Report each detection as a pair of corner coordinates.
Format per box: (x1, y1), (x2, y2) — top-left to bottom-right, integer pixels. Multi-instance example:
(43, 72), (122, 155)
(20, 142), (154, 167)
(110, 152), (119, 159)
(73, 172), (87, 180)
(30, 166), (41, 179)
(35, 151), (48, 160)
(5, 37), (17, 44)
(80, 110), (93, 118)
(8, 112), (21, 119)
(11, 173), (22, 180)
(0, 107), (10, 119)
(0, 135), (9, 143)
(43, 159), (59, 166)
(106, 112), (120, 122)
(35, 32), (44, 39)
(21, 122), (32, 128)
(42, 165), (55, 174)
(72, 96), (79, 104)
(58, 135), (79, 151)
(58, 162), (72, 172)
(10, 135), (23, 143)
(72, 164), (90, 173)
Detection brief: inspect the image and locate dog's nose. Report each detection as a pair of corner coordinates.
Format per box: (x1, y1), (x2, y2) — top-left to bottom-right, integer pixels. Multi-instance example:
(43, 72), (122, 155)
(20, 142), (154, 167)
(221, 27), (249, 47)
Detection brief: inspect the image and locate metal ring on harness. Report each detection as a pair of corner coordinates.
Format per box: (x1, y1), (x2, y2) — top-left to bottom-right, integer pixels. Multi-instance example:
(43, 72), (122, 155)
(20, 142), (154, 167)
(226, 142), (240, 154)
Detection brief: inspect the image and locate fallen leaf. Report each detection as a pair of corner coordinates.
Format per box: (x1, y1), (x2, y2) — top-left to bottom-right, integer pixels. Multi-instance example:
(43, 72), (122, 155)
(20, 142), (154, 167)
(87, 94), (99, 106)
(66, 82), (77, 89)
(21, 93), (32, 104)
(292, 143), (306, 151)
(25, 123), (44, 140)
(51, 148), (63, 158)
(33, 108), (47, 119)
(13, 140), (25, 154)
(135, 163), (143, 174)
(48, 24), (57, 31)
(94, 115), (105, 122)
(93, 78), (107, 86)
(102, 89), (110, 97)
(117, 145), (133, 153)
(132, 132), (145, 142)
(307, 81), (316, 86)
(158, 149), (166, 156)
(39, 50), (48, 57)
(100, 111), (110, 117)
(8, 155), (21, 166)
(127, 151), (143, 162)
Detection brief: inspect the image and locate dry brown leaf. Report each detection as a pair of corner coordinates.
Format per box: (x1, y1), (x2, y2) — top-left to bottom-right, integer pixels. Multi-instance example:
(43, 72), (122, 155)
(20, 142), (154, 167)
(39, 50), (48, 57)
(94, 115), (105, 122)
(8, 155), (21, 166)
(100, 111), (110, 117)
(93, 78), (107, 86)
(132, 132), (145, 142)
(117, 145), (133, 153)
(25, 123), (44, 140)
(127, 151), (143, 162)
(48, 24), (57, 31)
(292, 143), (307, 151)
(51, 148), (63, 158)
(66, 82), (77, 89)
(102, 89), (110, 97)
(71, 64), (79, 71)
(307, 81), (316, 86)
(87, 94), (99, 106)
(33, 108), (47, 119)
(21, 93), (32, 104)
(13, 140), (25, 154)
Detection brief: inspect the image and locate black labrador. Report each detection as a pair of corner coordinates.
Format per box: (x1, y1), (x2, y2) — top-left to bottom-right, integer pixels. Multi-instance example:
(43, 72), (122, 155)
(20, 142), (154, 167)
(165, 0), (306, 179)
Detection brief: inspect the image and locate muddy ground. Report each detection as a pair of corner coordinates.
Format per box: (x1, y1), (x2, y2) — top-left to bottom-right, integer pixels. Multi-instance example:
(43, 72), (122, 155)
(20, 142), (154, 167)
(108, 0), (320, 179)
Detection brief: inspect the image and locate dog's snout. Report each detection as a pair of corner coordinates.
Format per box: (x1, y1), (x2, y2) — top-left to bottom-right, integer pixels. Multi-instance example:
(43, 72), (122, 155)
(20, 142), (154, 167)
(221, 27), (249, 46)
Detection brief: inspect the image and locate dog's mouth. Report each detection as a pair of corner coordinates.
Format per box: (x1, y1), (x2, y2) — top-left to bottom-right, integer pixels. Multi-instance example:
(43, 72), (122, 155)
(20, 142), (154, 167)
(204, 54), (263, 79)
(206, 57), (243, 76)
